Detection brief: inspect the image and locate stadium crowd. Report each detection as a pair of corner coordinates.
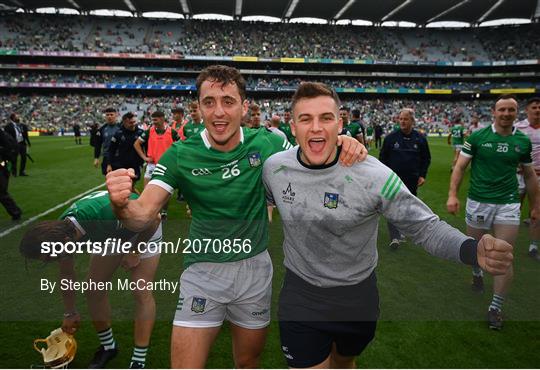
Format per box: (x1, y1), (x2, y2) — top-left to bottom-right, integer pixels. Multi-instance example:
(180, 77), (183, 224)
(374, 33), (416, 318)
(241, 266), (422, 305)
(0, 92), (523, 134)
(2, 71), (535, 91)
(0, 14), (539, 61)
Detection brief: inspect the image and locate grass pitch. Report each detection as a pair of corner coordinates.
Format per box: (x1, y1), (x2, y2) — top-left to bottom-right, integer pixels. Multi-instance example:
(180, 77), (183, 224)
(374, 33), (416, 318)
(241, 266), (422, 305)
(0, 136), (538, 368)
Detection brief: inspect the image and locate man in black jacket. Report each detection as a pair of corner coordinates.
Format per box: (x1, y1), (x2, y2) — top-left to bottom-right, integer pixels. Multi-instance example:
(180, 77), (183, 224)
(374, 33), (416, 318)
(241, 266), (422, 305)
(0, 127), (22, 220)
(107, 112), (144, 190)
(93, 108), (120, 175)
(380, 108), (431, 249)
(4, 113), (31, 176)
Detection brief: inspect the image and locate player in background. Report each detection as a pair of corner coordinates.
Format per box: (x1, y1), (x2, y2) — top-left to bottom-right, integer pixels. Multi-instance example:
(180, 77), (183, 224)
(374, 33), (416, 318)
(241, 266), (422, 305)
(73, 123), (82, 145)
(19, 191), (162, 369)
(365, 123), (374, 150)
(134, 111), (180, 219)
(447, 95), (540, 330)
(263, 82), (514, 369)
(247, 103), (262, 129)
(182, 101), (204, 139)
(466, 115), (484, 136)
(171, 108), (187, 141)
(105, 65), (365, 369)
(94, 108), (120, 175)
(279, 108), (296, 145)
(514, 96), (540, 259)
(448, 118), (465, 172)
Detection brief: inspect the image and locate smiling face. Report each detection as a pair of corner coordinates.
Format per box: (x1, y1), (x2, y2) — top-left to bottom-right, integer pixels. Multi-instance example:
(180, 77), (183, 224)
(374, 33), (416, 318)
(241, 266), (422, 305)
(199, 79), (248, 152)
(292, 96), (342, 166)
(493, 98), (518, 130)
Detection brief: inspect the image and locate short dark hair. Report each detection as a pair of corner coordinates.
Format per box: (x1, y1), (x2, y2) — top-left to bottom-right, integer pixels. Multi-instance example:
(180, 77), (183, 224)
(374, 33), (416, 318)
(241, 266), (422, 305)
(351, 109), (361, 119)
(494, 94), (518, 108)
(172, 107), (185, 115)
(19, 220), (77, 260)
(151, 111), (165, 118)
(122, 112), (135, 121)
(196, 65), (247, 101)
(291, 82), (341, 112)
(339, 106), (350, 112)
(526, 96), (540, 106)
(104, 107), (117, 113)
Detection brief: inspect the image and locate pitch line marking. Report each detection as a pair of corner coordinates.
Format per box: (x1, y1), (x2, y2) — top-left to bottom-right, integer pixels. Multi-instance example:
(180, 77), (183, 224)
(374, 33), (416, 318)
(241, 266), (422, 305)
(0, 183), (106, 238)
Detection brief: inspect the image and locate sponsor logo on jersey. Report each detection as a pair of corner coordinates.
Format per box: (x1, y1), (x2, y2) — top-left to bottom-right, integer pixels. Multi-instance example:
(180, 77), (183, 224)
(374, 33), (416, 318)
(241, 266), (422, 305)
(191, 297), (206, 313)
(515, 145), (521, 153)
(191, 168), (212, 176)
(247, 152), (262, 167)
(282, 183), (296, 204)
(324, 192), (339, 209)
(481, 143), (493, 148)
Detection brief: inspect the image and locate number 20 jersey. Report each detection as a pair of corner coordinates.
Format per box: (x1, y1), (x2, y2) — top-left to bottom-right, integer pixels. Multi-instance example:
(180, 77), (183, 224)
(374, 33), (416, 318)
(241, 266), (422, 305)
(461, 124), (532, 204)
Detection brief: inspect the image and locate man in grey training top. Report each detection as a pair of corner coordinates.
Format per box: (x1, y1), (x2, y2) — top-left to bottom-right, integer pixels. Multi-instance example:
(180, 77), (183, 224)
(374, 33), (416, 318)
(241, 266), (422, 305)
(262, 82), (514, 369)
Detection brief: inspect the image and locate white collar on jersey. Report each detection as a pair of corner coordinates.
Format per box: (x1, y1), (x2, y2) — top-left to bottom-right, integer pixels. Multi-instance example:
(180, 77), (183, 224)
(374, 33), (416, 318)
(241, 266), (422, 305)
(491, 123), (517, 135)
(200, 128), (245, 149)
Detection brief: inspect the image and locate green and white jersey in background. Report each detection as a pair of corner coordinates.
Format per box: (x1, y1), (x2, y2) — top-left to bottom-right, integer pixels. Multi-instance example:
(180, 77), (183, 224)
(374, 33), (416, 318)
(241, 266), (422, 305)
(150, 127), (292, 267)
(60, 190), (139, 240)
(450, 124), (465, 146)
(461, 125), (532, 204)
(278, 122), (296, 146)
(183, 120), (205, 139)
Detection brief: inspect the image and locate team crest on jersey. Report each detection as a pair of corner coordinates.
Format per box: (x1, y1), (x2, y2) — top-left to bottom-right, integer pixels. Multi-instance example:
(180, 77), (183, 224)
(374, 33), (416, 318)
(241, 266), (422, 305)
(324, 192), (339, 209)
(248, 152), (262, 167)
(282, 183), (296, 204)
(191, 297), (207, 313)
(393, 142), (400, 149)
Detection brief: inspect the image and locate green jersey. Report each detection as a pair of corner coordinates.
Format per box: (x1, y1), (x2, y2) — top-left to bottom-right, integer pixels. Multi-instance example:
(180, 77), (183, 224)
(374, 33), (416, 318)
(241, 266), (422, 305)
(139, 126), (180, 143)
(450, 124), (465, 146)
(60, 190), (139, 240)
(150, 127), (292, 267)
(183, 120), (205, 139)
(461, 125), (532, 204)
(367, 126), (373, 136)
(278, 122), (296, 146)
(345, 121), (362, 138)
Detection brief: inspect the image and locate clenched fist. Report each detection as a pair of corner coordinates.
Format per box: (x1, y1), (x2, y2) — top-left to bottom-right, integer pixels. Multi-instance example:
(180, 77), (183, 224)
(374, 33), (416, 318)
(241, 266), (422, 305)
(106, 168), (136, 208)
(477, 234), (513, 275)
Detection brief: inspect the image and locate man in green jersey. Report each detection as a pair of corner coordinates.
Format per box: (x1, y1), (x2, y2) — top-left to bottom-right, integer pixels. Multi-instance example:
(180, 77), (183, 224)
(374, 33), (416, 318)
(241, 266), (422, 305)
(279, 108), (296, 145)
(105, 66), (365, 368)
(19, 190), (162, 369)
(447, 95), (540, 330)
(182, 101), (205, 139)
(447, 118), (465, 172)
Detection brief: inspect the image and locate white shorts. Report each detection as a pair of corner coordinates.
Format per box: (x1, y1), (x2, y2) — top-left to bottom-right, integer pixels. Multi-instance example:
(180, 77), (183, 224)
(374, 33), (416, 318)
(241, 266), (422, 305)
(517, 173), (526, 195)
(453, 144), (463, 151)
(144, 163), (156, 179)
(465, 198), (520, 229)
(173, 251), (273, 329)
(367, 135), (373, 141)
